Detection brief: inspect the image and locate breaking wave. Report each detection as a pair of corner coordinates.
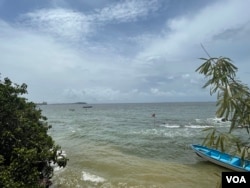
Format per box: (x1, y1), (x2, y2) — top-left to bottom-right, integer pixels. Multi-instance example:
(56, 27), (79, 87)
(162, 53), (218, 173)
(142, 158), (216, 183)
(82, 171), (106, 184)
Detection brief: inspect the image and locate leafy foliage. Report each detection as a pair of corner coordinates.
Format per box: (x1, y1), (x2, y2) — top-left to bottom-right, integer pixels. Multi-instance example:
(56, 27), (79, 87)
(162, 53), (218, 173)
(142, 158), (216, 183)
(202, 127), (241, 153)
(196, 57), (250, 158)
(0, 77), (68, 187)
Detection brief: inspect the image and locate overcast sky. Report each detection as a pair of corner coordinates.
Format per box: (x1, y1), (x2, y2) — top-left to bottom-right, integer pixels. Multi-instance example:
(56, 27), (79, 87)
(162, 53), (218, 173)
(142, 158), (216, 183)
(1, 0), (250, 103)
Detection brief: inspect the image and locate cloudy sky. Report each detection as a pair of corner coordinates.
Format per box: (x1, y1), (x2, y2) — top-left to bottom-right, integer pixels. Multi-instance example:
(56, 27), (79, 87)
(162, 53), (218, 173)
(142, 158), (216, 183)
(1, 0), (250, 103)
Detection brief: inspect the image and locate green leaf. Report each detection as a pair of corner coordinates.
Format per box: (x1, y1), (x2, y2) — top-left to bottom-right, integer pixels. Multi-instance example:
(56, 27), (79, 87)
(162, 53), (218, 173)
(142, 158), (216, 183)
(0, 77), (69, 187)
(197, 55), (250, 157)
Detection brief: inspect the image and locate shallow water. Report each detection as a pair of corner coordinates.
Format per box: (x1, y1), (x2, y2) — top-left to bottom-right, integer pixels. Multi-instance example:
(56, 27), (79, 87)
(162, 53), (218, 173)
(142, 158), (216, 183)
(38, 102), (238, 188)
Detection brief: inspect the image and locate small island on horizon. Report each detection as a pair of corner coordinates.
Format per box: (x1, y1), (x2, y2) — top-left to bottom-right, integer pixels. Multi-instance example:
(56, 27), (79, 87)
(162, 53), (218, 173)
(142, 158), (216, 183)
(35, 101), (48, 105)
(74, 102), (87, 104)
(36, 102), (89, 105)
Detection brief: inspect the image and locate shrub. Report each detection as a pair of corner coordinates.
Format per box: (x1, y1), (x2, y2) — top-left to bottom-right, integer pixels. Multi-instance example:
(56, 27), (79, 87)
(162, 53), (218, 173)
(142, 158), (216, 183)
(0, 77), (68, 188)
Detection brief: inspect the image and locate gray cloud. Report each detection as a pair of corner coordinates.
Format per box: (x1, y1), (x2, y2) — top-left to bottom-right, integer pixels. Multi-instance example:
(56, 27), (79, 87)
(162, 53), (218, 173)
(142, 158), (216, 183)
(93, 0), (160, 22)
(19, 0), (160, 42)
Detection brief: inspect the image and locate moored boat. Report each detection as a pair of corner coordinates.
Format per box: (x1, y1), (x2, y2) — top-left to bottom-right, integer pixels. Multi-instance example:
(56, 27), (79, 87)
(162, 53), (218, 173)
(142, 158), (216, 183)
(82, 105), (92, 108)
(191, 144), (250, 172)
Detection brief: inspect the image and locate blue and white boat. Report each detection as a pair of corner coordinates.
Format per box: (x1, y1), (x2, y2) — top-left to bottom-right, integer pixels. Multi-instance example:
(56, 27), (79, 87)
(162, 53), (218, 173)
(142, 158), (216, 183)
(191, 144), (250, 172)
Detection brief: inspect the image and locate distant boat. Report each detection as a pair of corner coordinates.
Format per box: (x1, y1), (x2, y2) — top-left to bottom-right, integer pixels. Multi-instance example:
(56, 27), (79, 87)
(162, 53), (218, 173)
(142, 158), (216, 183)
(191, 144), (250, 172)
(82, 105), (92, 108)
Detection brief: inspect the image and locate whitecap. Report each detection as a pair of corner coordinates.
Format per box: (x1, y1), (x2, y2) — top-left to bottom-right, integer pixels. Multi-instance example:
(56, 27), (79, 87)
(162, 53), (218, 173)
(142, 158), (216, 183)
(82, 171), (106, 184)
(51, 150), (67, 172)
(53, 165), (65, 172)
(185, 125), (214, 129)
(160, 124), (180, 128)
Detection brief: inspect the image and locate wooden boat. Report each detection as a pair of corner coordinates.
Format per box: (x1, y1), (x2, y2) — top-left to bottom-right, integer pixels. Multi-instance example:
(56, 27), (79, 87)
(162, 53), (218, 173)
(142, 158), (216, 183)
(191, 144), (250, 172)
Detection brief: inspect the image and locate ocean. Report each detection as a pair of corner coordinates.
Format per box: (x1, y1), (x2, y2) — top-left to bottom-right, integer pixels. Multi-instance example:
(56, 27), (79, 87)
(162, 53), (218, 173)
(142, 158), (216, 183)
(38, 102), (238, 188)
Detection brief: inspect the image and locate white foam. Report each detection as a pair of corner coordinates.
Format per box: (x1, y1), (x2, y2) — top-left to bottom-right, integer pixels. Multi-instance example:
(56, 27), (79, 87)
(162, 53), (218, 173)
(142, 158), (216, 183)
(195, 117), (231, 128)
(160, 124), (213, 129)
(82, 171), (106, 184)
(57, 150), (67, 157)
(51, 150), (67, 172)
(53, 165), (65, 172)
(186, 125), (213, 129)
(160, 124), (180, 128)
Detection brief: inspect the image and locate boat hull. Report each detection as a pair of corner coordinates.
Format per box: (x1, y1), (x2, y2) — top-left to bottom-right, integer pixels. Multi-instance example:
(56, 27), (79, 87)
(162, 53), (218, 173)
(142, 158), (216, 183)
(191, 144), (250, 172)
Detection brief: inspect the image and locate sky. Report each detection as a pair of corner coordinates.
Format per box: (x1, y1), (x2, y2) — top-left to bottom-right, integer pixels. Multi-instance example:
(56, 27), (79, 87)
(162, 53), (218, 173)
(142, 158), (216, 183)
(1, 0), (250, 104)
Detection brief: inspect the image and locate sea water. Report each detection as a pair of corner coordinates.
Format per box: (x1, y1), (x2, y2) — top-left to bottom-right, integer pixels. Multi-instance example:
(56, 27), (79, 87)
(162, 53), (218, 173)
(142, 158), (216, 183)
(38, 102), (243, 188)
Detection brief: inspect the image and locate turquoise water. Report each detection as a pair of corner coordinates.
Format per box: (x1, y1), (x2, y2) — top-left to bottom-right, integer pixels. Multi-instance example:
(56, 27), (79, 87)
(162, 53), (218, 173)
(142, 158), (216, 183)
(39, 102), (237, 188)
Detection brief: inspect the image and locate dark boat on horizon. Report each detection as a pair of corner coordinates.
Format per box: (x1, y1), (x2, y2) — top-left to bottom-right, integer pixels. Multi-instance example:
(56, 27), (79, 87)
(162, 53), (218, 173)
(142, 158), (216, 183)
(82, 105), (92, 108)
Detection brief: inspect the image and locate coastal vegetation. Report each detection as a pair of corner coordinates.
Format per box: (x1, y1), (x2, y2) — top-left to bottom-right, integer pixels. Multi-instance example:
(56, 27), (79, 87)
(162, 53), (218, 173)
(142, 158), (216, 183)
(0, 77), (68, 187)
(196, 56), (250, 158)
